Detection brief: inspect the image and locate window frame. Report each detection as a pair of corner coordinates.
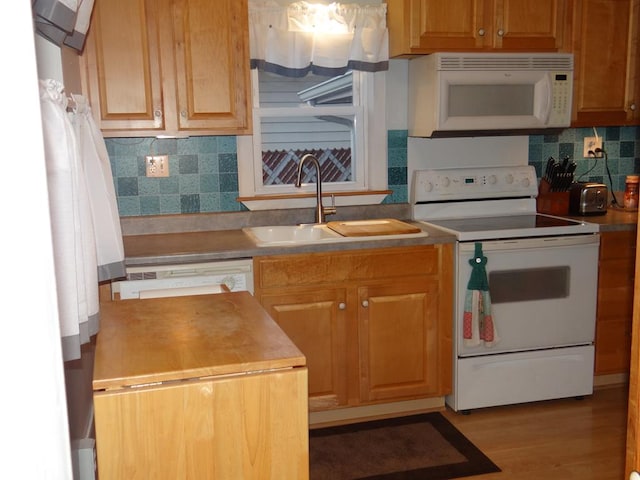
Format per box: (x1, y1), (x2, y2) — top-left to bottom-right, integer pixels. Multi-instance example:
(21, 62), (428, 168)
(237, 69), (388, 210)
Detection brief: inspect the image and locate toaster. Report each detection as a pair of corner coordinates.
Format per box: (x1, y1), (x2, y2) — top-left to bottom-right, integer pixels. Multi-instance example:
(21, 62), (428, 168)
(569, 182), (608, 215)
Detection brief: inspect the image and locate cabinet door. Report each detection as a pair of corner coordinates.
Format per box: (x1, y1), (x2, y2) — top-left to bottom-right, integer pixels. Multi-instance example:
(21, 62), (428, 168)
(595, 230), (637, 375)
(259, 289), (349, 411)
(170, 0), (251, 133)
(388, 0), (566, 55)
(572, 0), (639, 126)
(82, 0), (164, 132)
(407, 0), (488, 52)
(497, 0), (567, 50)
(358, 278), (449, 402)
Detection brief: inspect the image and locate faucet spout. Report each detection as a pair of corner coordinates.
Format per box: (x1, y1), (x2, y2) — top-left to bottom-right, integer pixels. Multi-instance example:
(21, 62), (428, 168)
(295, 154), (336, 224)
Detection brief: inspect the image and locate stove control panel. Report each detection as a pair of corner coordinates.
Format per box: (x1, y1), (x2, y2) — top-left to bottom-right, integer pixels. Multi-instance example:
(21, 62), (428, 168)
(411, 165), (538, 203)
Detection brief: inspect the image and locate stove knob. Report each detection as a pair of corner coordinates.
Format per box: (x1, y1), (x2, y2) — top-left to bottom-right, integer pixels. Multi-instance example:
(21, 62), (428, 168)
(521, 177), (531, 187)
(488, 175), (497, 184)
(440, 177), (451, 187)
(505, 174), (514, 184)
(423, 181), (433, 192)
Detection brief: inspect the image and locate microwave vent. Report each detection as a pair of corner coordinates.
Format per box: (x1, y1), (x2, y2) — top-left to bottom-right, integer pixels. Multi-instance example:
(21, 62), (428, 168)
(437, 53), (573, 71)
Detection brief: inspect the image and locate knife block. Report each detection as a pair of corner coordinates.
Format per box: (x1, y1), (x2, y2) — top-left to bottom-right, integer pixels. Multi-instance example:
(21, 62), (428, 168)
(537, 178), (570, 215)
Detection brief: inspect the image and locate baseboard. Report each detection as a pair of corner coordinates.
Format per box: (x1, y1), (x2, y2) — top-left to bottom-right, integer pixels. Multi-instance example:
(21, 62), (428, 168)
(309, 397), (445, 428)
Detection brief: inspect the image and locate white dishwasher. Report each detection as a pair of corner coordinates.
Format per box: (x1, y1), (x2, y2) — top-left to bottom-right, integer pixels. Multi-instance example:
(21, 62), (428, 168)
(112, 258), (254, 299)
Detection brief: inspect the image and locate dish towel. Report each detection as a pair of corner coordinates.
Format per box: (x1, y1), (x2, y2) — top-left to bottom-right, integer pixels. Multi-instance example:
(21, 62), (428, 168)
(463, 243), (498, 347)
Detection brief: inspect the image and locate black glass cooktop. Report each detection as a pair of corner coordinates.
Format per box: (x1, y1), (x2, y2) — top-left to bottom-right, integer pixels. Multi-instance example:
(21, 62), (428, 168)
(421, 213), (598, 241)
(427, 214), (581, 232)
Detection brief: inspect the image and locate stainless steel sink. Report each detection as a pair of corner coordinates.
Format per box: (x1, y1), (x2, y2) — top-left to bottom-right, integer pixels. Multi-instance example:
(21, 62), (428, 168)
(243, 223), (428, 247)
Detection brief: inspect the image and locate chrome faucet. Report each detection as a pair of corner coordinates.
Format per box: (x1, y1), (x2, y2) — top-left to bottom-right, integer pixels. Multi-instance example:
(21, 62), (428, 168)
(295, 154), (337, 224)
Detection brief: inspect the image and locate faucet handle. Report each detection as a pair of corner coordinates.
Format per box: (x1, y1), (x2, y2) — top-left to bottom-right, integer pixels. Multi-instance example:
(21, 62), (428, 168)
(323, 194), (337, 217)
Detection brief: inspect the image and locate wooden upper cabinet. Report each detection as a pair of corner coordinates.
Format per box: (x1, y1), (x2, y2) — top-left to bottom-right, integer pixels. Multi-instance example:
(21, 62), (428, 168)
(81, 0), (251, 137)
(82, 0), (163, 132)
(498, 0), (567, 50)
(170, 0), (250, 132)
(388, 0), (568, 56)
(571, 0), (639, 126)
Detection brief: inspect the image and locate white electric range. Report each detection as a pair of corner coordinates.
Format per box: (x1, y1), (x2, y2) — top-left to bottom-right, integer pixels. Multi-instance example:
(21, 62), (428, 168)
(411, 165), (600, 412)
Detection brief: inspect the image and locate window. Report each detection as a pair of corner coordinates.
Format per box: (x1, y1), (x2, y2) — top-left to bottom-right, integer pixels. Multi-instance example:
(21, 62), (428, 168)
(237, 69), (388, 210)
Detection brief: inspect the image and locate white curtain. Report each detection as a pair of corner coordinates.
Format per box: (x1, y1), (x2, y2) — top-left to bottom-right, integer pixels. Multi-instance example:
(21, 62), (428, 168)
(39, 79), (125, 361)
(249, 1), (389, 77)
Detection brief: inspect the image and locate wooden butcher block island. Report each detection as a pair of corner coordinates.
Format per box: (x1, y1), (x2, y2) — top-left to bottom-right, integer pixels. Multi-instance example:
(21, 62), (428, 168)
(93, 291), (309, 480)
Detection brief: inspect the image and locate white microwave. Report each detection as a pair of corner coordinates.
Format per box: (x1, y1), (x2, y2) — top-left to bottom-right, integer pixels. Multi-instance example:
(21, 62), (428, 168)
(408, 52), (573, 137)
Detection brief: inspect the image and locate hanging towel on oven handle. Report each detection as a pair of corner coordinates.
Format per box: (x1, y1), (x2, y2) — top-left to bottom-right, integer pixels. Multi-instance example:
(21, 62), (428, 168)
(463, 242), (498, 347)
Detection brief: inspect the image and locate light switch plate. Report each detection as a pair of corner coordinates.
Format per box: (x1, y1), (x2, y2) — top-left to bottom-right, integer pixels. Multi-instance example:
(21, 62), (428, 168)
(145, 155), (169, 177)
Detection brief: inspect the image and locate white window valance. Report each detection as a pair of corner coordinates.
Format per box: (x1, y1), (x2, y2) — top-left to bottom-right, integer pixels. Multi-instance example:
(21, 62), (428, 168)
(249, 1), (389, 77)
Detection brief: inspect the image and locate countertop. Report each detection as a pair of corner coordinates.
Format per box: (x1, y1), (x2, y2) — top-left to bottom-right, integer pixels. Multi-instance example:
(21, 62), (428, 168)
(119, 203), (637, 267)
(122, 214), (456, 267)
(567, 205), (638, 232)
(93, 291), (306, 391)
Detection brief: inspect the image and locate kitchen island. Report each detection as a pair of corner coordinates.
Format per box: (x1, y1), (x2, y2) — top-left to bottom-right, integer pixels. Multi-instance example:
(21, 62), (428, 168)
(93, 291), (309, 479)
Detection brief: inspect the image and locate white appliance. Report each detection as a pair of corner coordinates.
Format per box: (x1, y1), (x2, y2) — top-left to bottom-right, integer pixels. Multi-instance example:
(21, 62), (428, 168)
(408, 52), (573, 137)
(112, 259), (254, 299)
(411, 165), (600, 412)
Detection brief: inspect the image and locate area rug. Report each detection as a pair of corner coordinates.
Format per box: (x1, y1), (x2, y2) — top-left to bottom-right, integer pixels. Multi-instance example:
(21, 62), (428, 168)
(309, 412), (500, 480)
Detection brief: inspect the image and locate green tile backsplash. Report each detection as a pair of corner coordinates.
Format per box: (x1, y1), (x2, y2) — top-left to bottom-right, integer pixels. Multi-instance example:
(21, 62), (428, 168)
(106, 127), (640, 216)
(106, 136), (242, 216)
(528, 126), (640, 192)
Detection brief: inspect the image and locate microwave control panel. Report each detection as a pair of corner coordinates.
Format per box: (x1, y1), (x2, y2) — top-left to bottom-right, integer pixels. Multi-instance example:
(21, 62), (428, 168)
(549, 72), (573, 125)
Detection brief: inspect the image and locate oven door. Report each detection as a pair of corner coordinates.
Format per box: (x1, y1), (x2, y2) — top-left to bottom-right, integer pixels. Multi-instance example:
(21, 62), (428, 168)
(456, 234), (599, 357)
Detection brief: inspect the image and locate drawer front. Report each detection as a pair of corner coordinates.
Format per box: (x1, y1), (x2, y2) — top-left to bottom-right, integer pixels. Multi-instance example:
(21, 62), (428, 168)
(255, 246), (441, 289)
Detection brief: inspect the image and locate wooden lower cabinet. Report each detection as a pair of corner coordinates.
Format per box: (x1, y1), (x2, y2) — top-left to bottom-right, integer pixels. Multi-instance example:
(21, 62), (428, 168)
(253, 245), (453, 412)
(595, 230), (637, 375)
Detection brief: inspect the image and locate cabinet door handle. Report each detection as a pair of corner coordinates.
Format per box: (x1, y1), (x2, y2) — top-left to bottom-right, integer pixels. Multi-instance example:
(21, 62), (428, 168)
(478, 28), (485, 36)
(497, 29), (505, 37)
(181, 110), (187, 118)
(154, 109), (162, 118)
(630, 103), (637, 111)
(361, 300), (369, 308)
(338, 302), (346, 310)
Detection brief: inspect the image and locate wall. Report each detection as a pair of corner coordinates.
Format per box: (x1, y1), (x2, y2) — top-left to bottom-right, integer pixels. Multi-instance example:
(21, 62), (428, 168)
(107, 126), (640, 216)
(8, 5), (73, 478)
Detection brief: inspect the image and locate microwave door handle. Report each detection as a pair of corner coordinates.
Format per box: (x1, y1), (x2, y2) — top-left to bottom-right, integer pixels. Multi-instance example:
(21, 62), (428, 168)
(536, 74), (552, 124)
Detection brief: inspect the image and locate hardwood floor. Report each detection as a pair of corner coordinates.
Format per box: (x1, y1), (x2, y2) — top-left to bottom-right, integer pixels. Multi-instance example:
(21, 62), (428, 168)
(442, 384), (629, 479)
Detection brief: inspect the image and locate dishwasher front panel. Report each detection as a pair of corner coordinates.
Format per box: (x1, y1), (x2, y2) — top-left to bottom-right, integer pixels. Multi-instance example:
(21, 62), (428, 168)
(113, 259), (254, 299)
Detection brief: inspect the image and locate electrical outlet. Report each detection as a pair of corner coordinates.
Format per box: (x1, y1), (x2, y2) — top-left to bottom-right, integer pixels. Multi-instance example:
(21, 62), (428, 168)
(583, 137), (603, 157)
(145, 155), (169, 177)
